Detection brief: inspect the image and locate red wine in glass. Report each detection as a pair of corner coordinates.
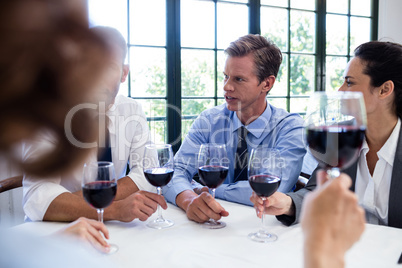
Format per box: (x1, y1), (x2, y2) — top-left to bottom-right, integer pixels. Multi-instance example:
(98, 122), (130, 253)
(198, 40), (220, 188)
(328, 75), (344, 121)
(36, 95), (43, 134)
(197, 143), (229, 229)
(307, 126), (365, 170)
(143, 144), (175, 229)
(249, 175), (281, 198)
(83, 181), (117, 209)
(144, 168), (174, 187)
(82, 161), (118, 253)
(248, 147), (283, 243)
(305, 91), (367, 178)
(198, 165), (228, 189)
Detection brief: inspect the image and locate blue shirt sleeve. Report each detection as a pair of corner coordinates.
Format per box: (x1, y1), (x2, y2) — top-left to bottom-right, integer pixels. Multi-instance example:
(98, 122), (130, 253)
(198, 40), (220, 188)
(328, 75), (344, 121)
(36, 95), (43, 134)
(162, 114), (209, 205)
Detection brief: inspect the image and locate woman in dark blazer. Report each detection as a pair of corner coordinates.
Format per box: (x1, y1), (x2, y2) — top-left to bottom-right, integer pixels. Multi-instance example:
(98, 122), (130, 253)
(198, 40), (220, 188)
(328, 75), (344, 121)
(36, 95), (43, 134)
(251, 41), (402, 229)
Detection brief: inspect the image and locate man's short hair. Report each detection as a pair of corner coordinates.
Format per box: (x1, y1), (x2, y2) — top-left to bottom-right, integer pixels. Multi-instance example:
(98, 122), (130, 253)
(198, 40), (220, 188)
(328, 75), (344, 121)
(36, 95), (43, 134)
(224, 34), (282, 84)
(90, 26), (127, 63)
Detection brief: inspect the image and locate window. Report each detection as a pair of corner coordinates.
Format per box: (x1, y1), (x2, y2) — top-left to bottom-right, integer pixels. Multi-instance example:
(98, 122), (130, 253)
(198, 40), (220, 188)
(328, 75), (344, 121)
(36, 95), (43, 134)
(88, 0), (378, 151)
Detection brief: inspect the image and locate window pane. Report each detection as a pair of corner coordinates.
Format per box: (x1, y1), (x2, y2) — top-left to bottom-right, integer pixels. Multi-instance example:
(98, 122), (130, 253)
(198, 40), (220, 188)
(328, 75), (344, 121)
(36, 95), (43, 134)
(290, 97), (310, 114)
(137, 99), (167, 118)
(130, 0), (166, 46)
(261, 7), (288, 51)
(217, 2), (248, 49)
(327, 0), (348, 14)
(270, 54), (288, 97)
(351, 0), (371, 16)
(217, 51), (226, 97)
(326, 56), (348, 92)
(290, 54), (315, 96)
(326, 14), (348, 55)
(130, 47), (166, 97)
(181, 49), (215, 97)
(148, 120), (167, 144)
(217, 98), (226, 106)
(261, 0), (288, 7)
(182, 99), (215, 118)
(290, 10), (315, 53)
(182, 99), (215, 141)
(350, 17), (371, 53)
(181, 0), (215, 48)
(291, 0), (315, 11)
(267, 98), (287, 110)
(88, 0), (127, 41)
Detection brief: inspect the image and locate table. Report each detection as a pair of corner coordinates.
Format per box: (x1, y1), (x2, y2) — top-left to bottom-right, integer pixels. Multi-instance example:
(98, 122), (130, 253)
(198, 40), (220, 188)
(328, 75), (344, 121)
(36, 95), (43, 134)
(12, 200), (402, 268)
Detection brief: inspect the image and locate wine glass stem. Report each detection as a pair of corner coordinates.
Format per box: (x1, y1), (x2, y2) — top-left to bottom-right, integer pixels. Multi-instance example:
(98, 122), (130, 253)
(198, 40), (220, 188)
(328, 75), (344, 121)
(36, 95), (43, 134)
(156, 187), (163, 221)
(260, 198), (267, 234)
(209, 188), (217, 223)
(97, 208), (104, 223)
(327, 167), (341, 179)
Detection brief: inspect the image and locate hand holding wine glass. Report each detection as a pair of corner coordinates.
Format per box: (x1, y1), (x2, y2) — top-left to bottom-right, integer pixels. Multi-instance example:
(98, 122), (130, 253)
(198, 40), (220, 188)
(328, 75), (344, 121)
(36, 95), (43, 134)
(143, 144), (174, 229)
(248, 147), (283, 242)
(197, 143), (229, 229)
(305, 91), (366, 179)
(82, 161), (118, 253)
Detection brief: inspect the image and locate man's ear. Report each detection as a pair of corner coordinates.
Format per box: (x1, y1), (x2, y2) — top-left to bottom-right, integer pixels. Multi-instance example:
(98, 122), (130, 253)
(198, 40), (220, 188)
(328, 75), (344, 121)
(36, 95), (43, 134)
(378, 80), (394, 99)
(121, 64), (129, 83)
(262, 75), (276, 94)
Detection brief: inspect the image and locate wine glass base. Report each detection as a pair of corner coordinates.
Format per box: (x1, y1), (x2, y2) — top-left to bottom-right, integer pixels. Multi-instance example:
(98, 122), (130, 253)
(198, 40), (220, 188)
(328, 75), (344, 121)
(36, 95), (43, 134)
(201, 220), (226, 229)
(146, 219), (174, 229)
(248, 231), (278, 243)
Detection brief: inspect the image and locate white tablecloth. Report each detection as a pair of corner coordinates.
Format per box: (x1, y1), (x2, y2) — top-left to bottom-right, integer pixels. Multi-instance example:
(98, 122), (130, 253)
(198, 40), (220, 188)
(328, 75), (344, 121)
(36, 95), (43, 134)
(12, 200), (402, 268)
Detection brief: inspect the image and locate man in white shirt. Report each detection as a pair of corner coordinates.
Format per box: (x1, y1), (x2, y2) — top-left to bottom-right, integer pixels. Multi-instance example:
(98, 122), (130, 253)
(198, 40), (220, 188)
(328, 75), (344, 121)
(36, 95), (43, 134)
(23, 26), (167, 222)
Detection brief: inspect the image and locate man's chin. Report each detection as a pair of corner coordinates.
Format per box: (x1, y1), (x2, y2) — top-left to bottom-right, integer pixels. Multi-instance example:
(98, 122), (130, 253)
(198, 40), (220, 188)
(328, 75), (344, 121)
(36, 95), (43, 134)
(225, 102), (241, 112)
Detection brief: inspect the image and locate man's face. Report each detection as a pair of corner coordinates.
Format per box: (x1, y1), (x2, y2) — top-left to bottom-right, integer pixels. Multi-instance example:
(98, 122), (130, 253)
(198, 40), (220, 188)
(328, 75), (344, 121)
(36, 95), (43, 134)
(223, 54), (271, 124)
(99, 44), (129, 108)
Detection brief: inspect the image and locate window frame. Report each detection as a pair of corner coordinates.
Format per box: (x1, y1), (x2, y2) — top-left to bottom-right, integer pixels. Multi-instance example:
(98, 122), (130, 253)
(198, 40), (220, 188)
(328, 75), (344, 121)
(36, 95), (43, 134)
(108, 0), (379, 152)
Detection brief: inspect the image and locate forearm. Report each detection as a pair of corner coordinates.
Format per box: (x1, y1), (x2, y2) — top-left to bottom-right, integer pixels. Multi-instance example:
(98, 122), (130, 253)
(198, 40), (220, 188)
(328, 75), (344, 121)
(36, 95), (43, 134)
(215, 182), (254, 206)
(43, 192), (99, 222)
(43, 192), (121, 222)
(115, 176), (139, 200)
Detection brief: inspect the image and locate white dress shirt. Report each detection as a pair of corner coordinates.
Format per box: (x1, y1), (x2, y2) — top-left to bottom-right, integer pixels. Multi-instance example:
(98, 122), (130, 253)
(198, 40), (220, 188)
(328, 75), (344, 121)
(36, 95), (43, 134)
(355, 118), (401, 225)
(23, 95), (154, 221)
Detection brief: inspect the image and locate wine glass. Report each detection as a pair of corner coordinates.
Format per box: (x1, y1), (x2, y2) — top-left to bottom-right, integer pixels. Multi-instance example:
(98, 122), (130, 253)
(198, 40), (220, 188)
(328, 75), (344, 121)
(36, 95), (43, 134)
(248, 147), (283, 243)
(82, 161), (118, 253)
(143, 144), (174, 229)
(305, 91), (367, 179)
(197, 143), (229, 229)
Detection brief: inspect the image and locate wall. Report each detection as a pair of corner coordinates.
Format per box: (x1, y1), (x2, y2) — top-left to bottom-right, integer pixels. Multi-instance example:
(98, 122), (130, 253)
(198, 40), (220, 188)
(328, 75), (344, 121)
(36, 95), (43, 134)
(378, 0), (402, 43)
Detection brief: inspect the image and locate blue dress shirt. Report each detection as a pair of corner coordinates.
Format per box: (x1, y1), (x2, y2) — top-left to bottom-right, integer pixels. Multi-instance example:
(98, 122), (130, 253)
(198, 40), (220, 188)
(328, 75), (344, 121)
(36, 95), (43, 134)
(163, 102), (306, 206)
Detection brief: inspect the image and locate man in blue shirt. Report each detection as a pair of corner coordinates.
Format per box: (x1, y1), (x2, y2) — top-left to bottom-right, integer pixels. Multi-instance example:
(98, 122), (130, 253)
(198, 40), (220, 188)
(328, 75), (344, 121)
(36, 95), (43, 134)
(163, 34), (306, 223)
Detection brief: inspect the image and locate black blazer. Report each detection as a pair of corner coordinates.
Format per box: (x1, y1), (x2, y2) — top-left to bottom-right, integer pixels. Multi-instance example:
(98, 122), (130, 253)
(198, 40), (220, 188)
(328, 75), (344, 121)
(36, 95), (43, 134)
(279, 126), (402, 228)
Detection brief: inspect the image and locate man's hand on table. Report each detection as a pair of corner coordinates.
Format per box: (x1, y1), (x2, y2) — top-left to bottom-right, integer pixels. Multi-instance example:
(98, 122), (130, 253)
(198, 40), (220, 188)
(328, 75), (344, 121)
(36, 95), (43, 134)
(107, 190), (168, 222)
(176, 189), (229, 223)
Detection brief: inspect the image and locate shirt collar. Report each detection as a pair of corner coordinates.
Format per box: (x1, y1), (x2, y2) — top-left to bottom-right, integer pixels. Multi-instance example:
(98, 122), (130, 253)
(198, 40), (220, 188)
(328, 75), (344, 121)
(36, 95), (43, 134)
(377, 118), (400, 166)
(231, 101), (272, 139)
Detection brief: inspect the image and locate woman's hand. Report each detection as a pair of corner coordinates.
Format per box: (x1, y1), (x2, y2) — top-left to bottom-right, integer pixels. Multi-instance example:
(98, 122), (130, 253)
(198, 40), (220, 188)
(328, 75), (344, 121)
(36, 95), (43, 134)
(56, 217), (111, 253)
